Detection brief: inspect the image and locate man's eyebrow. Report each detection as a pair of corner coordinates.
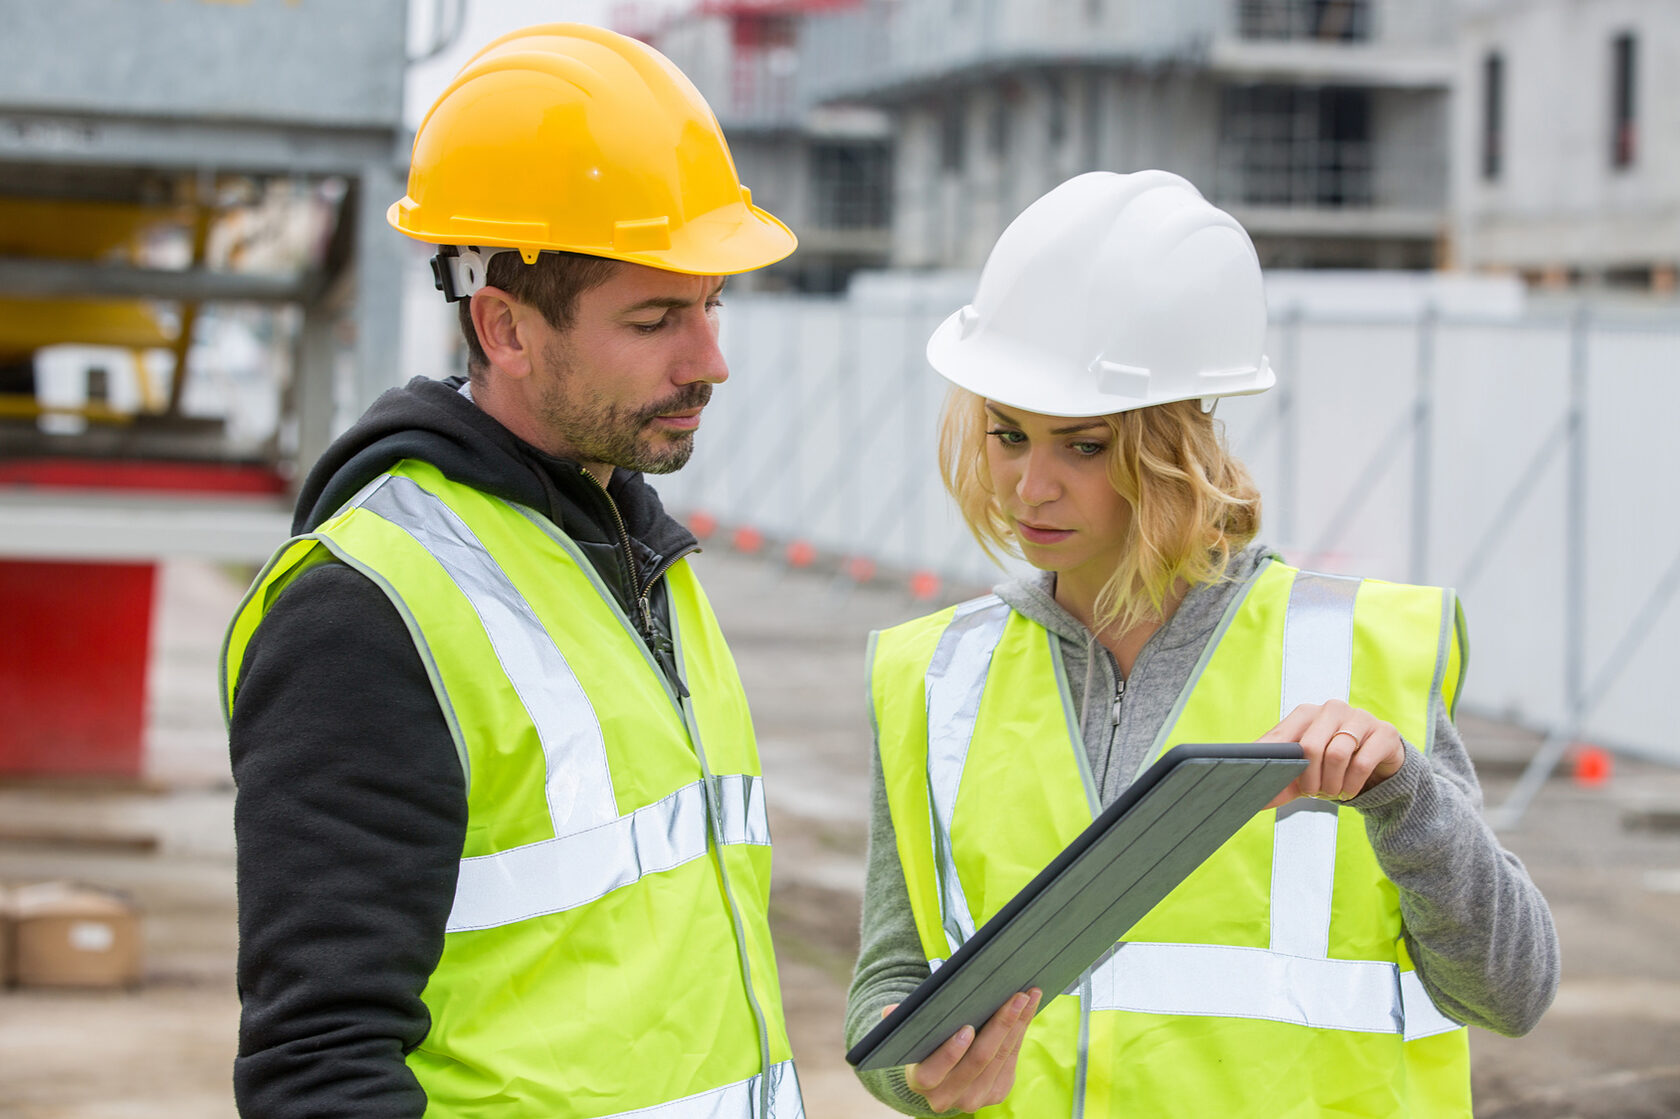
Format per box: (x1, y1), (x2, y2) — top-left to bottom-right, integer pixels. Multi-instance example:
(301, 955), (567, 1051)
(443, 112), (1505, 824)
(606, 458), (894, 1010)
(986, 405), (1107, 435)
(620, 278), (728, 316)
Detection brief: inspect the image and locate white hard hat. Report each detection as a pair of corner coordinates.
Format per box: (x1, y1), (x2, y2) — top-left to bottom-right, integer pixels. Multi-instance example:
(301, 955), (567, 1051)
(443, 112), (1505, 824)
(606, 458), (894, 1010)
(926, 170), (1275, 418)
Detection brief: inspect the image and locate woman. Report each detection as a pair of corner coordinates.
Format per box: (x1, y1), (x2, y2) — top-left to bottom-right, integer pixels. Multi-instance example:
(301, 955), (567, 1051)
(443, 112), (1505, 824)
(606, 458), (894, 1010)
(846, 171), (1558, 1118)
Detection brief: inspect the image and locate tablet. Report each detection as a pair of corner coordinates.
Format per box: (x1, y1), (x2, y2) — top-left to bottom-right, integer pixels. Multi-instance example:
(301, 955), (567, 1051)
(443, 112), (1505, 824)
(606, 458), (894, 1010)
(846, 741), (1306, 1071)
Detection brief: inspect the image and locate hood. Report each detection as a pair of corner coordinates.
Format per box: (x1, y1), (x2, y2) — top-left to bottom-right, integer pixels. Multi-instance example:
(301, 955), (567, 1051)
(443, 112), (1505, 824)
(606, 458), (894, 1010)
(290, 376), (696, 577)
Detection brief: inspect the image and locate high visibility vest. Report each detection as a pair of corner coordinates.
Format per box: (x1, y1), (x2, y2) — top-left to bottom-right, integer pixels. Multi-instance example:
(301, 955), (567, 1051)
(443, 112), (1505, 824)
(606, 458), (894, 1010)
(868, 557), (1472, 1118)
(224, 460), (804, 1119)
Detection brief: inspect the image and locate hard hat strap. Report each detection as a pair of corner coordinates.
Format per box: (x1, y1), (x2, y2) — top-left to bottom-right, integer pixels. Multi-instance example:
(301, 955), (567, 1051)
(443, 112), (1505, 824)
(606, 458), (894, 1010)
(431, 245), (517, 303)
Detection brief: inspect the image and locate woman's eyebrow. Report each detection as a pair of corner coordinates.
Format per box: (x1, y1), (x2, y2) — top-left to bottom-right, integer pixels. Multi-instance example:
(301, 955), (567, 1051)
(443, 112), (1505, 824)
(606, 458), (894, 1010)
(986, 405), (1105, 436)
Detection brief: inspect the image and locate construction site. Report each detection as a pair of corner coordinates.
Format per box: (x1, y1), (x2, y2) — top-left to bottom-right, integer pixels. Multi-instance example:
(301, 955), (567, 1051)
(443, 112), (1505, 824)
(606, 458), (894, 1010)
(3, 0), (1680, 1116)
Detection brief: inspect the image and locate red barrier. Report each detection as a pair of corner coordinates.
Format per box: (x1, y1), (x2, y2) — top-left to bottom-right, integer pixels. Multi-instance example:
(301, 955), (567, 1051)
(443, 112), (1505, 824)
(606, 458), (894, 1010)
(0, 457), (283, 779)
(0, 559), (155, 778)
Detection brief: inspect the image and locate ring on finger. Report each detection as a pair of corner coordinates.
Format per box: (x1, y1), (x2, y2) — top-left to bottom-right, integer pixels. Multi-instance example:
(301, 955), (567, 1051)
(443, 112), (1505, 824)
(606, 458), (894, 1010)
(1328, 729), (1362, 750)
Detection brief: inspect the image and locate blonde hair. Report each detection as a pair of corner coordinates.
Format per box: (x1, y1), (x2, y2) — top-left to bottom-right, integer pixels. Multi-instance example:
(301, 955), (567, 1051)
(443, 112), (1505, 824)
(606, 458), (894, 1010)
(938, 387), (1262, 636)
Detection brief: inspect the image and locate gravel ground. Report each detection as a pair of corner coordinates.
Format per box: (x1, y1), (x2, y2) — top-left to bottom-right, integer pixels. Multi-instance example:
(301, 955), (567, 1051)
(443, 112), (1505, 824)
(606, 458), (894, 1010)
(1, 551), (1677, 1118)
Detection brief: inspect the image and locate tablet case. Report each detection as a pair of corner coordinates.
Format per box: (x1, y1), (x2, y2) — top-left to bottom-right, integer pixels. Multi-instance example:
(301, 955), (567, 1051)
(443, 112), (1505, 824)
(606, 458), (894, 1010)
(847, 742), (1307, 1071)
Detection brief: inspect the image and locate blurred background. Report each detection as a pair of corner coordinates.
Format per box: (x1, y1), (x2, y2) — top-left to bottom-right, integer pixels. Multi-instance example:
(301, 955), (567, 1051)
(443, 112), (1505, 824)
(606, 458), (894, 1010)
(1, 1), (1678, 1116)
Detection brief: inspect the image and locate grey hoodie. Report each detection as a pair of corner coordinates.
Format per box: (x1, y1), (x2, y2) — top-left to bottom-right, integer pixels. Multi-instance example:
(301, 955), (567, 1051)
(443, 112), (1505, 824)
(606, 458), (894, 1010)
(845, 544), (1560, 1116)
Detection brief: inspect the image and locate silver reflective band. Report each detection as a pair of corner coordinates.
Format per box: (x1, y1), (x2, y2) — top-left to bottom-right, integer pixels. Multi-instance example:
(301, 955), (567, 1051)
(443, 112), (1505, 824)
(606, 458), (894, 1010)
(1087, 943), (1403, 1033)
(1400, 970), (1462, 1040)
(1086, 944), (1463, 1039)
(1271, 572), (1357, 958)
(607, 1059), (804, 1119)
(449, 775), (770, 932)
(359, 474), (619, 832)
(1279, 571), (1359, 716)
(1271, 791), (1338, 958)
(924, 595), (1011, 954)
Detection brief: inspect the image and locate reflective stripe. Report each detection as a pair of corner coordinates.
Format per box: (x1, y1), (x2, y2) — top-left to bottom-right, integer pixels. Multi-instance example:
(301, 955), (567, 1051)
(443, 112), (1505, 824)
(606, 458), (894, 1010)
(1401, 970), (1462, 1041)
(448, 774), (770, 932)
(1270, 798), (1338, 957)
(607, 1059), (803, 1119)
(1271, 571), (1358, 957)
(924, 595), (1010, 954)
(1279, 570), (1359, 715)
(360, 474), (618, 831)
(1086, 942), (1404, 1033)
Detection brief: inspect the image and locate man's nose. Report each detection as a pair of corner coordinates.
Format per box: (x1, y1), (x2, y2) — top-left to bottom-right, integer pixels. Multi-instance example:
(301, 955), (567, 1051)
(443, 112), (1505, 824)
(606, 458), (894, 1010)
(677, 313), (730, 385)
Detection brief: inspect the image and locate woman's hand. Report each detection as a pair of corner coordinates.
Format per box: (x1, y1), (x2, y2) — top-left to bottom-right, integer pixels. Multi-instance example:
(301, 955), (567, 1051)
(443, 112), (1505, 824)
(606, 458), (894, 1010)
(1259, 700), (1406, 808)
(883, 987), (1043, 1113)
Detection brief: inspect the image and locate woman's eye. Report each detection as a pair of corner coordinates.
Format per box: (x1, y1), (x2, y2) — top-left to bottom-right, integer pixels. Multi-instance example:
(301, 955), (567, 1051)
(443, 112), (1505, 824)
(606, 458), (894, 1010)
(1072, 441), (1105, 456)
(985, 428), (1025, 446)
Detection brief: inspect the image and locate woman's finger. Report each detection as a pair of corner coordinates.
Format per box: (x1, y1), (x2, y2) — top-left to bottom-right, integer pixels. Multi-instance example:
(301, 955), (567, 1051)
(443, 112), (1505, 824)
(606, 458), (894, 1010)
(954, 988), (1042, 1112)
(911, 990), (1034, 1109)
(905, 1023), (975, 1097)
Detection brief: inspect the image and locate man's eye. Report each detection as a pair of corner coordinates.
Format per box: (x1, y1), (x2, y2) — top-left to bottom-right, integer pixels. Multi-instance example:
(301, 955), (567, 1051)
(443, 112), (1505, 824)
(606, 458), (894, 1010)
(632, 319), (666, 333)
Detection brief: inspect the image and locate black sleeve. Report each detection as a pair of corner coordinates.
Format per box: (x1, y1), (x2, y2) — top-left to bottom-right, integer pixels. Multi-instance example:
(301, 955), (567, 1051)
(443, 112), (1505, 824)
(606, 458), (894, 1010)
(229, 561), (467, 1118)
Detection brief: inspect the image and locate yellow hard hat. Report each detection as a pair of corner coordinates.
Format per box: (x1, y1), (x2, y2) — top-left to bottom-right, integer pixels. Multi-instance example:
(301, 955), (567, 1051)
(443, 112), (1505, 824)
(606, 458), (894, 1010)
(388, 22), (796, 286)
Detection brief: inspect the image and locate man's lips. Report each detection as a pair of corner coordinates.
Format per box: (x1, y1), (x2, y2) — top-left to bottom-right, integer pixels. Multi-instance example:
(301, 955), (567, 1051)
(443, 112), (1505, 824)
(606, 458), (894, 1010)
(1015, 520), (1073, 544)
(651, 408), (702, 431)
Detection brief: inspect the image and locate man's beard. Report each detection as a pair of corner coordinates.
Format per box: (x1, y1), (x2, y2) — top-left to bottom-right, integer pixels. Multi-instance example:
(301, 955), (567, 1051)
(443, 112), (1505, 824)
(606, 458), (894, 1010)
(538, 366), (713, 476)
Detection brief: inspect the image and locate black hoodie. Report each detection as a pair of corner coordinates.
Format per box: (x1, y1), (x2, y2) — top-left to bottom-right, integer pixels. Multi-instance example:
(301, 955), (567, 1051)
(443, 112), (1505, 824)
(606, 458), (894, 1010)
(228, 376), (698, 1118)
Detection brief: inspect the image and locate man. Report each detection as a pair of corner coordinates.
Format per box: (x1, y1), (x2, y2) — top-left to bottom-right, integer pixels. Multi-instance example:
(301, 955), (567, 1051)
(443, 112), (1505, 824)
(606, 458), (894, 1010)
(223, 24), (805, 1118)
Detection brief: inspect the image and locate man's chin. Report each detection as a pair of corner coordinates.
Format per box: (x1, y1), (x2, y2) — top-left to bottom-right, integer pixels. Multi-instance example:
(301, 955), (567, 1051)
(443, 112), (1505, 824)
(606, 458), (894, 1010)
(623, 433), (696, 476)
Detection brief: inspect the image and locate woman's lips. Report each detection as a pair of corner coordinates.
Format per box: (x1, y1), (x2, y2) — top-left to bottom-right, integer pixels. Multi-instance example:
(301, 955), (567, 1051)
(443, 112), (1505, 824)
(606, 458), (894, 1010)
(1016, 521), (1073, 545)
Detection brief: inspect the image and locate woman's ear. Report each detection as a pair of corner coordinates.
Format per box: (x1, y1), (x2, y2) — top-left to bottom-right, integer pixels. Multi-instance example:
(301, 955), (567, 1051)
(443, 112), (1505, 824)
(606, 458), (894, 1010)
(469, 287), (537, 380)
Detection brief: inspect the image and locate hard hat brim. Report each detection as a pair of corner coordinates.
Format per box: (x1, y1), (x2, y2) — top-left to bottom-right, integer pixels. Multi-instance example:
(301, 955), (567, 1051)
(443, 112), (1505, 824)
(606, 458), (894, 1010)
(387, 199), (797, 278)
(927, 308), (1276, 418)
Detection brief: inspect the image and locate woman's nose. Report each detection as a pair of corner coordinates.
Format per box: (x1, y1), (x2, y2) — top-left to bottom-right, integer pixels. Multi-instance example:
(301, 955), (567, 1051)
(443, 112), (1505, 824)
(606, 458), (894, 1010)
(1016, 452), (1059, 505)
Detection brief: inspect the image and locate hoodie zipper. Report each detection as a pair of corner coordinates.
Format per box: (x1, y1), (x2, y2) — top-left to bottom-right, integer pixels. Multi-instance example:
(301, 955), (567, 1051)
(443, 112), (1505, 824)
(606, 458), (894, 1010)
(580, 471), (696, 697)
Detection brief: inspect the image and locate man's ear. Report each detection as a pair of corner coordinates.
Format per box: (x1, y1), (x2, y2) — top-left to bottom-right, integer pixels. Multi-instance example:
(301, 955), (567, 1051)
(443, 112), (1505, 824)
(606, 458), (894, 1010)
(470, 287), (538, 379)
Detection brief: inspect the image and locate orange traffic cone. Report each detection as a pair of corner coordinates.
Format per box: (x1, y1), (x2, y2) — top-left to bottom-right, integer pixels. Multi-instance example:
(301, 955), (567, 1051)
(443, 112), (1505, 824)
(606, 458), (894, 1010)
(1571, 745), (1612, 787)
(688, 511), (718, 540)
(786, 539), (817, 568)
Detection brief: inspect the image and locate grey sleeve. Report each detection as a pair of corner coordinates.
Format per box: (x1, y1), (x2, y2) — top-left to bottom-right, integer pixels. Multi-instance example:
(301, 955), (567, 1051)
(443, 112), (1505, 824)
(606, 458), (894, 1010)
(844, 740), (962, 1119)
(1349, 695), (1560, 1036)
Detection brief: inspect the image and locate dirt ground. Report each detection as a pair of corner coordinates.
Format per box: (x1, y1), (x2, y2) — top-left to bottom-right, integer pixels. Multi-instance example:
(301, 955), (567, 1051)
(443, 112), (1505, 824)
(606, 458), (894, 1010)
(2, 551), (1679, 1117)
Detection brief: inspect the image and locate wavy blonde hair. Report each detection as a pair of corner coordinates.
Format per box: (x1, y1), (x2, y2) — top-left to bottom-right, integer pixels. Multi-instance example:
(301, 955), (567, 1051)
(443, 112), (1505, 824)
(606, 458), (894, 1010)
(939, 387), (1262, 636)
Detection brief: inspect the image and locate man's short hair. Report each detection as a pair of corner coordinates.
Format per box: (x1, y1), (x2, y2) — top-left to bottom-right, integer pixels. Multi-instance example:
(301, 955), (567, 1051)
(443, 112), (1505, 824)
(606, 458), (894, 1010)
(459, 250), (619, 375)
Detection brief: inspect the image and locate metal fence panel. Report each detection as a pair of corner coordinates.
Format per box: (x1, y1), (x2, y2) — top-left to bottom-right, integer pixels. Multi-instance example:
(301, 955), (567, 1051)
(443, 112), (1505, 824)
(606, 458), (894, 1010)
(666, 293), (1680, 768)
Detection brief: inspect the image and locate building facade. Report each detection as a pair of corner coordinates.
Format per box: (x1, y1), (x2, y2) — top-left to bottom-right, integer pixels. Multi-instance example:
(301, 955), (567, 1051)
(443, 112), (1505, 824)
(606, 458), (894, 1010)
(799, 0), (1455, 270)
(634, 1), (895, 292)
(1452, 0), (1678, 292)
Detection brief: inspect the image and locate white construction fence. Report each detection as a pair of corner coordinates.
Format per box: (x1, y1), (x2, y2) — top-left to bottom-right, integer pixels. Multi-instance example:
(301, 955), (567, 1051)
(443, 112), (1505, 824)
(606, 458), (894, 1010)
(654, 281), (1680, 812)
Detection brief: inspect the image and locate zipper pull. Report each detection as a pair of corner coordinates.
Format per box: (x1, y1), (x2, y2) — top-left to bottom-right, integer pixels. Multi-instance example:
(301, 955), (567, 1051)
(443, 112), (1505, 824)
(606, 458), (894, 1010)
(1111, 675), (1125, 726)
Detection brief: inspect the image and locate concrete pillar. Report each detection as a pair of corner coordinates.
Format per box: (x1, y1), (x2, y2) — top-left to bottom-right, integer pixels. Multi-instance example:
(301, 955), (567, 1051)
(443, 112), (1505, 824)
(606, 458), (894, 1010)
(353, 157), (409, 421)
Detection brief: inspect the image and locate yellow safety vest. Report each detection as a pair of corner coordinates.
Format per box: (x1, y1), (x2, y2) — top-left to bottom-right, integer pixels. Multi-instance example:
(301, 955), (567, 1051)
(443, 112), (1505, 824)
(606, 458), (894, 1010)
(869, 557), (1471, 1118)
(225, 460), (804, 1119)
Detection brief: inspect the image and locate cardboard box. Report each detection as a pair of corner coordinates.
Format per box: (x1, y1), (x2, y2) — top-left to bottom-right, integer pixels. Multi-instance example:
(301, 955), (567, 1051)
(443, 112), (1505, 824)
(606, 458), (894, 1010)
(9, 881), (141, 989)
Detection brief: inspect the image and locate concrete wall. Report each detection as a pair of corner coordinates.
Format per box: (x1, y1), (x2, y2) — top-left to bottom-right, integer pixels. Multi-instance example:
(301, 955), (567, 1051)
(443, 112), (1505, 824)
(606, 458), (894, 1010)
(1373, 88), (1450, 210)
(0, 0), (406, 128)
(1453, 0), (1680, 273)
